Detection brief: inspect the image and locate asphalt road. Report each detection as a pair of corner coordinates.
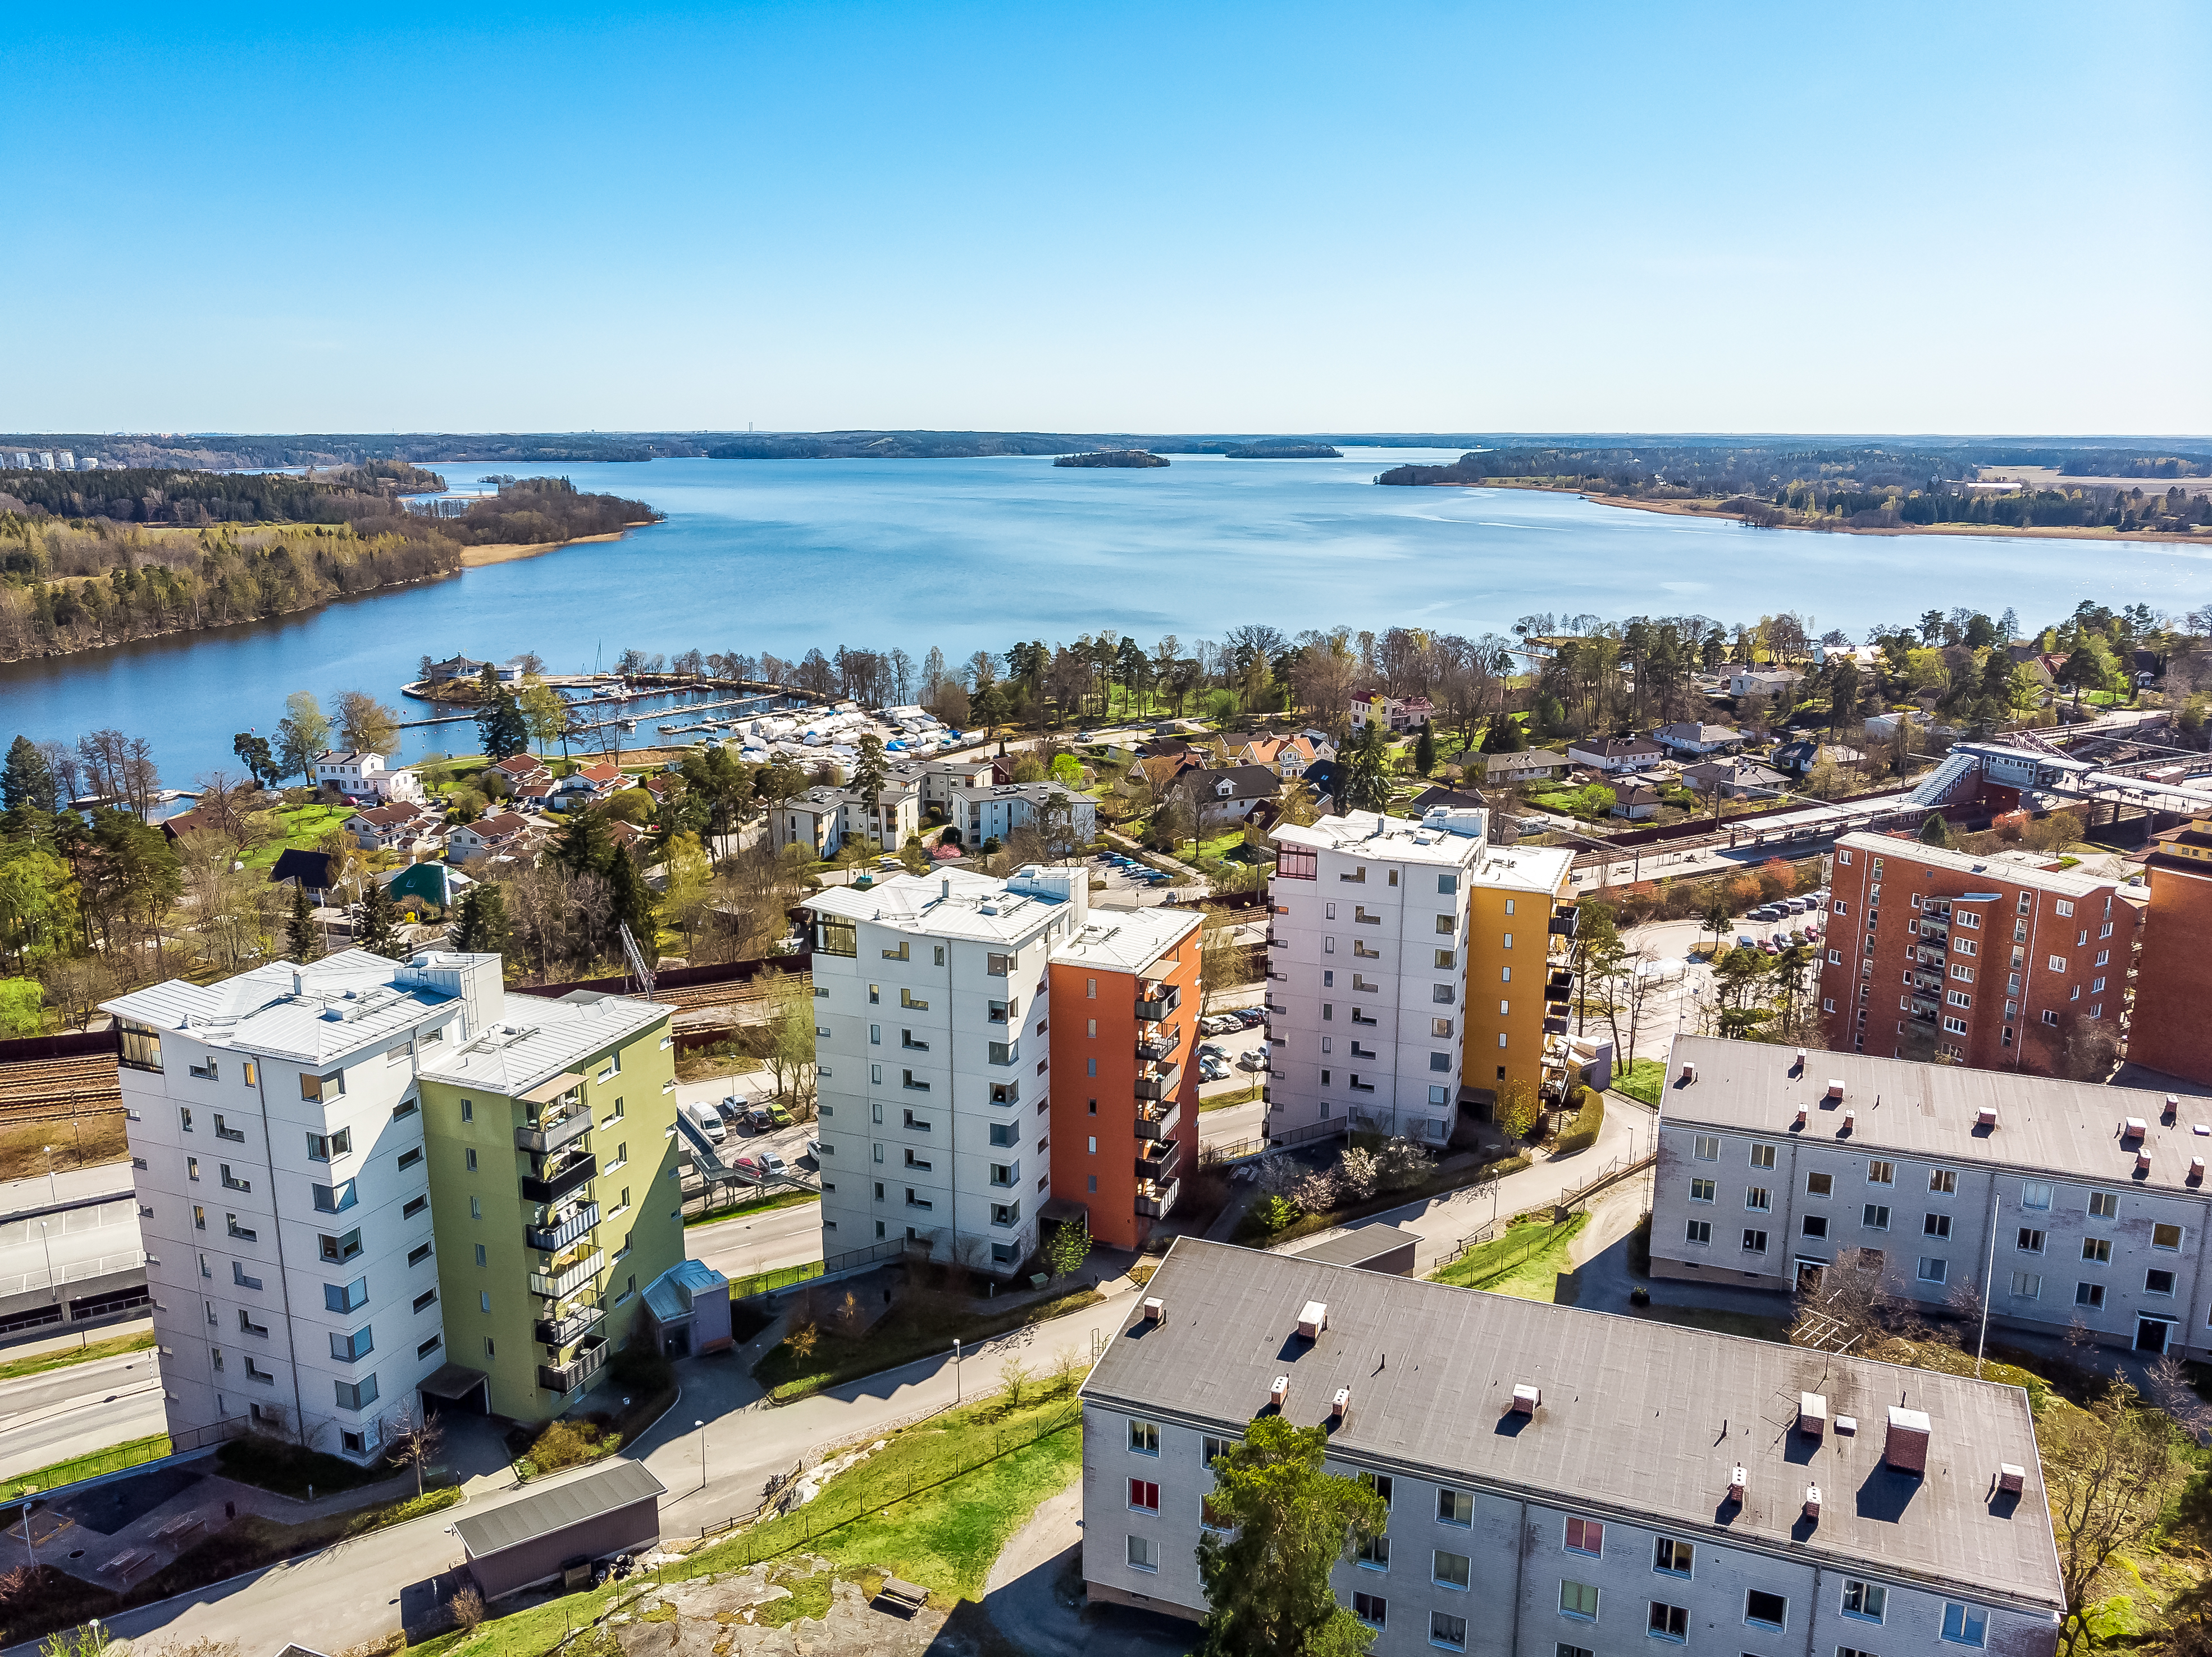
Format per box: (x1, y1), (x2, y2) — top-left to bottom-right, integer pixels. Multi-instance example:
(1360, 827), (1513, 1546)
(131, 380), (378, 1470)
(0, 1349), (165, 1482)
(685, 1200), (823, 1283)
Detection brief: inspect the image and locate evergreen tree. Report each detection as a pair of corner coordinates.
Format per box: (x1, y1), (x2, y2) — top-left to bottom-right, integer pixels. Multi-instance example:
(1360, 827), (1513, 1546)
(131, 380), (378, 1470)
(353, 877), (401, 959)
(232, 732), (281, 790)
(450, 882), (511, 958)
(604, 845), (658, 951)
(286, 881), (320, 961)
(1340, 723), (1393, 814)
(2, 736), (56, 813)
(1918, 812), (1954, 848)
(1412, 725), (1435, 776)
(474, 688), (530, 761)
(849, 733), (889, 817)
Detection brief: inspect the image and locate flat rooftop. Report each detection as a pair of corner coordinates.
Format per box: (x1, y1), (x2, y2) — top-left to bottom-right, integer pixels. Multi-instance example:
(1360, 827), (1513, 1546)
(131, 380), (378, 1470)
(102, 949), (476, 1067)
(419, 991), (669, 1099)
(1051, 907), (1200, 975)
(1274, 809), (1490, 868)
(1082, 1238), (2060, 1613)
(1468, 841), (1575, 896)
(805, 866), (1076, 945)
(1662, 1035), (2211, 1198)
(1836, 831), (2115, 898)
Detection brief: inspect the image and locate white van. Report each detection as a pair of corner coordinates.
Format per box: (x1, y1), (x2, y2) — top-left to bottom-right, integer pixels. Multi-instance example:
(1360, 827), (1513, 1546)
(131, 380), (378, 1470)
(681, 1098), (726, 1144)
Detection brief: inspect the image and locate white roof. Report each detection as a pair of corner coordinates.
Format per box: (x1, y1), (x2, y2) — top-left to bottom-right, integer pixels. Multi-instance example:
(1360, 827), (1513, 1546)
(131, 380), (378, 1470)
(1836, 831), (2115, 898)
(418, 990), (669, 1098)
(805, 866), (1073, 945)
(1273, 809), (1488, 869)
(1051, 907), (1201, 975)
(102, 949), (481, 1066)
(1468, 842), (1575, 896)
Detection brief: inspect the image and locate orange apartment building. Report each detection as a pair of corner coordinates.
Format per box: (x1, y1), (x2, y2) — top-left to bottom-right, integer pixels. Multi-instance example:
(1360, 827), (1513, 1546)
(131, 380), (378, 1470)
(2128, 814), (2212, 1086)
(1046, 908), (1203, 1250)
(1816, 831), (2142, 1075)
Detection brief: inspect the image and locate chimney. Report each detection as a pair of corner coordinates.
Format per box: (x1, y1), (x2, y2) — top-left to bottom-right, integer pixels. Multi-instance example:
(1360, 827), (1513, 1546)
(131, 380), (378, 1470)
(1331, 1386), (1351, 1422)
(1841, 1109), (1857, 1136)
(1794, 1046), (1807, 1068)
(1727, 1465), (1746, 1504)
(292, 968), (306, 997)
(1998, 1463), (2026, 1495)
(2164, 1094), (2181, 1123)
(1826, 1078), (1846, 1101)
(2124, 1116), (2147, 1142)
(1511, 1383), (1540, 1415)
(1835, 1414), (1858, 1436)
(1977, 1106), (1999, 1128)
(1885, 1406), (1931, 1473)
(2138, 1149), (2154, 1174)
(1803, 1483), (1821, 1520)
(940, 877), (951, 901)
(1269, 1374), (1289, 1409)
(1142, 1296), (1164, 1323)
(1680, 1061), (1698, 1084)
(2191, 1155), (2206, 1186)
(1794, 1105), (1808, 1127)
(1297, 1300), (1329, 1340)
(1798, 1392), (1827, 1437)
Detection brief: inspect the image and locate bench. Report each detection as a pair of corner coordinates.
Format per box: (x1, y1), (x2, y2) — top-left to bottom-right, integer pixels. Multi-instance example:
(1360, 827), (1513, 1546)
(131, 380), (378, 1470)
(153, 1514), (206, 1544)
(105, 1549), (152, 1579)
(876, 1576), (929, 1616)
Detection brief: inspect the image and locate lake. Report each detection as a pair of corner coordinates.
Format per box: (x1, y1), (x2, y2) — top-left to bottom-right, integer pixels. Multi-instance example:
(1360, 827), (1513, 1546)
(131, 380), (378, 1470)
(4, 448), (2206, 786)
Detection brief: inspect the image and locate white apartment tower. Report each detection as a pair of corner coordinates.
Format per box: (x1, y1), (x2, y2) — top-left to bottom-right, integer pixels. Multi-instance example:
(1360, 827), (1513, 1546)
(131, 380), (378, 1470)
(107, 950), (503, 1464)
(1267, 809), (1489, 1145)
(803, 866), (1089, 1274)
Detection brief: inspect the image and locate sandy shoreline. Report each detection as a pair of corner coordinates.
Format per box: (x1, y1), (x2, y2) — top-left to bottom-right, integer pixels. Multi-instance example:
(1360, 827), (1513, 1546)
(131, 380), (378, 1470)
(458, 522), (653, 567)
(1431, 481), (2208, 545)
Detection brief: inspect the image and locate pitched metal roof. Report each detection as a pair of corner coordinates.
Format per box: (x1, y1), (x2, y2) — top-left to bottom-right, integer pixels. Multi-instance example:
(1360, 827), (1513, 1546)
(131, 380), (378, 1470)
(453, 1459), (666, 1559)
(1081, 1237), (2060, 1614)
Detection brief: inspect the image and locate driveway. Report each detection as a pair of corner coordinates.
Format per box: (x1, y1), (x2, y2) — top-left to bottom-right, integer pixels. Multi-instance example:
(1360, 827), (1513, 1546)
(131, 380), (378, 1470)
(982, 1481), (1193, 1657)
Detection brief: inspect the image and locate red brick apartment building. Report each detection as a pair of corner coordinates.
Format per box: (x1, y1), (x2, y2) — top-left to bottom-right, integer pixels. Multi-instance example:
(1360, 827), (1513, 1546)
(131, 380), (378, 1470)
(1817, 831), (2141, 1075)
(1047, 907), (1202, 1251)
(2129, 814), (2212, 1086)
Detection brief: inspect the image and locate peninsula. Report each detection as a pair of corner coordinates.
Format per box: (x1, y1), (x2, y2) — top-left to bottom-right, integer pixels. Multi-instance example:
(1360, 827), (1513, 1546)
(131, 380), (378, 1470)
(1052, 449), (1170, 469)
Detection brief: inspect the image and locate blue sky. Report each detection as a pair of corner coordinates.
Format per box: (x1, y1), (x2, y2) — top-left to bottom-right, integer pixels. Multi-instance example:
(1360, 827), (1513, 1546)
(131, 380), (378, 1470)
(5, 3), (2206, 435)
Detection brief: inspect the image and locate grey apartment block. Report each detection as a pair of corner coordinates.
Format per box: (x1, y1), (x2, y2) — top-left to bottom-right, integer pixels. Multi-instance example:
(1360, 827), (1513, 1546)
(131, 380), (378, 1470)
(1079, 1238), (2060, 1657)
(1650, 1036), (2212, 1359)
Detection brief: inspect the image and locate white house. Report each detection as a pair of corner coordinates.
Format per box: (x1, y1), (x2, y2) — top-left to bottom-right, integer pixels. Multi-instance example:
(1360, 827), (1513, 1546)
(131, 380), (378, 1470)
(947, 782), (1098, 848)
(316, 752), (423, 805)
(1563, 736), (1663, 775)
(446, 812), (533, 864)
(1650, 721), (1745, 758)
(1728, 667), (1805, 698)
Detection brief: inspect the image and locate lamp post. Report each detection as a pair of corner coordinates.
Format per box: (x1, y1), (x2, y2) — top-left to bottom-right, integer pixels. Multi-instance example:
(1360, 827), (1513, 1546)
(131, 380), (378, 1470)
(695, 1420), (706, 1492)
(38, 1221), (56, 1304)
(950, 1339), (961, 1404)
(43, 1146), (56, 1205)
(19, 1489), (35, 1571)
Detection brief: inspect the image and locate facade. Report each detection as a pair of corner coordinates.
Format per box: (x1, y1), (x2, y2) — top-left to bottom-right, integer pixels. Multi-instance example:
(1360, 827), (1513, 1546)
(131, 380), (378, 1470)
(1649, 1035), (2212, 1360)
(1815, 832), (2142, 1072)
(1349, 692), (1434, 734)
(946, 782), (1097, 847)
(1167, 765), (1281, 832)
(417, 986), (681, 1422)
(1080, 1237), (2063, 1656)
(1455, 842), (1577, 1107)
(1563, 737), (1662, 775)
(1479, 749), (1567, 786)
(1729, 667), (1805, 698)
(768, 783), (923, 857)
(1046, 907), (1203, 1250)
(1609, 783), (1660, 820)
(1265, 810), (1486, 1144)
(106, 951), (495, 1464)
(2127, 814), (2212, 1086)
(316, 751), (422, 804)
(804, 866), (1092, 1275)
(447, 812), (534, 865)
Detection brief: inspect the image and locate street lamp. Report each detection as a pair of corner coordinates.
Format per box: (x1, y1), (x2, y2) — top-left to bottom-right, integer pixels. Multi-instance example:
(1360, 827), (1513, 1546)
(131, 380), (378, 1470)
(694, 1420), (706, 1492)
(19, 1488), (35, 1571)
(38, 1221), (56, 1304)
(42, 1146), (55, 1205)
(950, 1339), (961, 1404)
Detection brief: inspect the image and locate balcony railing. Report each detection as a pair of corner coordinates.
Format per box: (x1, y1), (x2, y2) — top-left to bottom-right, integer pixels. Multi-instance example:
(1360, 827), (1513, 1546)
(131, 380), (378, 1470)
(1136, 1029), (1178, 1062)
(537, 1335), (608, 1395)
(1134, 1064), (1178, 1102)
(1135, 984), (1180, 1022)
(521, 1152), (596, 1205)
(1547, 970), (1573, 998)
(1134, 1139), (1182, 1182)
(1135, 1177), (1180, 1219)
(1134, 1100), (1182, 1141)
(525, 1201), (600, 1254)
(528, 1249), (604, 1299)
(516, 1108), (593, 1155)
(1549, 908), (1579, 939)
(533, 1303), (605, 1348)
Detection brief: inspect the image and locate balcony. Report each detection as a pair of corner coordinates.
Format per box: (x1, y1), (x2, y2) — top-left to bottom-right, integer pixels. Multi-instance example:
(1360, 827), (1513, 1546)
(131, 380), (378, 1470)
(521, 1151), (596, 1205)
(1134, 1100), (1182, 1141)
(534, 1302), (605, 1348)
(1543, 1015), (1571, 1035)
(528, 1249), (604, 1299)
(516, 1108), (592, 1156)
(1547, 969), (1573, 999)
(1134, 1139), (1182, 1182)
(1134, 1063), (1178, 1102)
(525, 1201), (600, 1254)
(1135, 1178), (1180, 1219)
(1135, 1029), (1179, 1062)
(1135, 983), (1180, 1022)
(537, 1335), (608, 1395)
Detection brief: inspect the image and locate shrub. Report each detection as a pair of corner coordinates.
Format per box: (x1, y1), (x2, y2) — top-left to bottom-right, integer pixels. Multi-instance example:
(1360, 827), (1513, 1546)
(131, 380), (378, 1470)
(1554, 1086), (1606, 1156)
(1253, 1194), (1297, 1235)
(523, 1418), (613, 1473)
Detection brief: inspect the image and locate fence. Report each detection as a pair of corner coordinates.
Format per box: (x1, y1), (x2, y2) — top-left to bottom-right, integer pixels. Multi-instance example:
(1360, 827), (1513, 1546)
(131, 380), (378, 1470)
(1201, 1115), (1351, 1166)
(729, 1237), (914, 1303)
(692, 1401), (1082, 1556)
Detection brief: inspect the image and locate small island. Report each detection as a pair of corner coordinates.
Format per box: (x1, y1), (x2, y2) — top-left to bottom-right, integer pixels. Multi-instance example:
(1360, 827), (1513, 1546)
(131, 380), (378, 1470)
(1221, 441), (1341, 459)
(1053, 449), (1170, 469)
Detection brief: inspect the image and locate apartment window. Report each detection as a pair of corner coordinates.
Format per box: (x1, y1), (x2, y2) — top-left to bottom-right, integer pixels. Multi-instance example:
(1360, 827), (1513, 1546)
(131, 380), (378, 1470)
(2146, 1269), (2177, 1297)
(1749, 1142), (1776, 1169)
(1689, 1179), (1714, 1203)
(334, 1375), (379, 1411)
(2077, 1282), (2105, 1309)
(1805, 1172), (1832, 1197)
(1128, 1419), (1160, 1455)
(1652, 1538), (1693, 1577)
(1433, 982), (1454, 1005)
(1434, 950), (1456, 969)
(329, 1327), (374, 1362)
(2010, 1272), (2041, 1299)
(2088, 1190), (2118, 1219)
(1693, 1135), (1720, 1162)
(990, 1201), (1020, 1227)
(1924, 1213), (1952, 1240)
(2082, 1237), (2112, 1264)
(1867, 1159), (1894, 1185)
(1743, 1229), (1768, 1254)
(1557, 1580), (1599, 1620)
(1358, 1471), (1393, 1506)
(318, 1228), (362, 1263)
(1565, 1517), (1603, 1556)
(2154, 1223), (2183, 1251)
(1356, 1533), (1390, 1570)
(1685, 1220), (1712, 1246)
(1431, 1612), (1468, 1651)
(473, 1244), (486, 1267)
(188, 1157), (200, 1181)
(412, 1288), (437, 1313)
(397, 1147), (422, 1172)
(1928, 1167), (1957, 1195)
(1745, 1590), (1788, 1631)
(468, 1196), (482, 1220)
(1354, 1591), (1388, 1630)
(2021, 1181), (2053, 1210)
(323, 1277), (368, 1313)
(1745, 1187), (1771, 1212)
(305, 1128), (352, 1161)
(1127, 1478), (1159, 1513)
(300, 1069), (344, 1102)
(409, 1242), (433, 1267)
(2018, 1228), (2045, 1253)
(1649, 1601), (1689, 1640)
(1126, 1534), (1157, 1572)
(460, 1100), (472, 1122)
(1917, 1258), (1948, 1284)
(1802, 1215), (1829, 1240)
(1941, 1604), (1987, 1648)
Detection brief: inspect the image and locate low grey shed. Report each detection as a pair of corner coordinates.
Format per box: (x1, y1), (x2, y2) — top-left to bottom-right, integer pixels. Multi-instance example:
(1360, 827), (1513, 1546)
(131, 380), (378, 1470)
(1287, 1223), (1419, 1276)
(453, 1460), (666, 1601)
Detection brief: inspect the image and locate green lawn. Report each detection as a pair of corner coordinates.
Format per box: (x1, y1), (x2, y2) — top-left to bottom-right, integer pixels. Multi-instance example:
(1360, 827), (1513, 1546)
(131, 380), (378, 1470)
(0, 1330), (152, 1385)
(755, 1286), (1103, 1401)
(0, 1432), (170, 1502)
(686, 1189), (818, 1227)
(241, 803), (353, 870)
(1430, 1215), (1586, 1299)
(1614, 1058), (1666, 1107)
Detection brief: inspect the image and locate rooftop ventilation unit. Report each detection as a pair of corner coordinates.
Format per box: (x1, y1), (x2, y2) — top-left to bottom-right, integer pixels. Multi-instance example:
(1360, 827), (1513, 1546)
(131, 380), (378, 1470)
(1977, 1107), (1999, 1128)
(2138, 1149), (2154, 1173)
(1142, 1297), (1164, 1323)
(1727, 1465), (1746, 1504)
(1794, 1105), (1808, 1127)
(1297, 1301), (1328, 1340)
(2164, 1094), (2181, 1122)
(1999, 1463), (2026, 1495)
(1794, 1047), (1807, 1067)
(1511, 1384), (1540, 1415)
(1885, 1406), (1931, 1473)
(1841, 1109), (1857, 1135)
(1269, 1374), (1289, 1409)
(2191, 1155), (2206, 1185)
(1331, 1387), (1351, 1422)
(1835, 1414), (1858, 1435)
(1803, 1483), (1821, 1520)
(2124, 1117), (2148, 1141)
(1826, 1078), (1846, 1100)
(1680, 1062), (1697, 1084)
(1798, 1393), (1827, 1437)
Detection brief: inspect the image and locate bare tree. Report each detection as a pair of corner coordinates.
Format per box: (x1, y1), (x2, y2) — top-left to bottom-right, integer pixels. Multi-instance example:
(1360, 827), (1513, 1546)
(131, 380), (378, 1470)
(382, 1399), (446, 1498)
(2042, 1378), (2192, 1657)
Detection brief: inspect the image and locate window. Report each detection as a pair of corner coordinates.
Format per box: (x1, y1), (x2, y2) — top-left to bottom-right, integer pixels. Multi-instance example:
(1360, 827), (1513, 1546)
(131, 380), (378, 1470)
(1745, 1186), (1771, 1212)
(2088, 1190), (2119, 1219)
(1805, 1172), (1833, 1197)
(1690, 1178), (1715, 1203)
(323, 1277), (368, 1313)
(1745, 1590), (1788, 1630)
(1126, 1534), (1157, 1572)
(1924, 1213), (1952, 1240)
(1560, 1581), (1599, 1620)
(1354, 1591), (1387, 1630)
(1927, 1167), (1957, 1195)
(1652, 1538), (1693, 1577)
(305, 1128), (352, 1161)
(2022, 1180), (2052, 1210)
(409, 1242), (432, 1267)
(1802, 1215), (1829, 1240)
(1559, 1646), (1592, 1657)
(1917, 1257), (1948, 1284)
(2154, 1223), (2183, 1251)
(318, 1228), (362, 1263)
(1941, 1604), (1987, 1647)
(1202, 1434), (1238, 1466)
(1356, 1533), (1390, 1570)
(334, 1374), (379, 1410)
(818, 918), (856, 956)
(1432, 1612), (1468, 1650)
(460, 1100), (472, 1122)
(1867, 1159), (1894, 1185)
(2077, 1282), (2105, 1309)
(1863, 1203), (1890, 1230)
(329, 1327), (373, 1362)
(1565, 1517), (1603, 1556)
(1434, 983), (1454, 1004)
(1649, 1601), (1689, 1641)
(2082, 1237), (2112, 1264)
(1743, 1229), (1768, 1254)
(1685, 1220), (1712, 1245)
(2146, 1269), (2176, 1297)
(413, 1288), (437, 1313)
(300, 1070), (344, 1102)
(2018, 1228), (2045, 1253)
(397, 1147), (422, 1172)
(1693, 1135), (1720, 1162)
(1357, 1471), (1393, 1506)
(1749, 1142), (1776, 1169)
(1128, 1419), (1160, 1455)
(1438, 1487), (1472, 1526)
(1433, 1550), (1471, 1589)
(1127, 1478), (1159, 1513)
(2010, 1272), (2041, 1299)
(1842, 1581), (1886, 1623)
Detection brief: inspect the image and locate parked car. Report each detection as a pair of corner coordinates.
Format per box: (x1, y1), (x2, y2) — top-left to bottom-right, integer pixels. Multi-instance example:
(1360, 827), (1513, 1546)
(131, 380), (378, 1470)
(805, 1138), (824, 1162)
(1198, 1041), (1230, 1059)
(1233, 1008), (1267, 1028)
(736, 1151), (790, 1178)
(717, 1095), (746, 1123)
(1236, 1050), (1269, 1071)
(1734, 934), (1758, 952)
(681, 1099), (726, 1144)
(1199, 1058), (1232, 1082)
(1198, 1014), (1239, 1036)
(1757, 938), (1778, 955)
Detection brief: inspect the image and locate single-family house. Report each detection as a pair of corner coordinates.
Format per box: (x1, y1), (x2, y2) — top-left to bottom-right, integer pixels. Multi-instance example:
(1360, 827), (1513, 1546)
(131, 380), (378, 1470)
(1237, 733), (1332, 776)
(1348, 690), (1434, 734)
(157, 804), (221, 845)
(487, 755), (554, 809)
(1726, 666), (1804, 698)
(1479, 748), (1568, 786)
(385, 860), (473, 913)
(267, 848), (340, 904)
(1680, 759), (1790, 799)
(422, 654), (490, 684)
(1863, 710), (1931, 741)
(1649, 721), (1744, 758)
(546, 762), (629, 813)
(344, 802), (440, 852)
(446, 811), (533, 864)
(1167, 764), (1281, 833)
(1563, 736), (1663, 775)
(945, 782), (1098, 848)
(1770, 738), (1867, 775)
(1300, 758), (1345, 816)
(1608, 781), (1661, 820)
(1407, 785), (1489, 817)
(314, 750), (422, 804)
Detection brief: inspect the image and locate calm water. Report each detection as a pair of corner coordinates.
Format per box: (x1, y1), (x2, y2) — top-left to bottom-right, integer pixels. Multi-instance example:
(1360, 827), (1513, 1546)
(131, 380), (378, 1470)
(4, 448), (2208, 786)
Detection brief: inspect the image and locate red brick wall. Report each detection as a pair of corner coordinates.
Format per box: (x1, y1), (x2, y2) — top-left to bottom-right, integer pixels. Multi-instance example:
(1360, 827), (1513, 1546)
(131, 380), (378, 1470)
(2128, 858), (2212, 1086)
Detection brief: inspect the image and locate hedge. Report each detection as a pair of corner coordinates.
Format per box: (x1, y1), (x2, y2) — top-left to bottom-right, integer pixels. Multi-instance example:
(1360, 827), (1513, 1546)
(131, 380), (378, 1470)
(1553, 1086), (1606, 1157)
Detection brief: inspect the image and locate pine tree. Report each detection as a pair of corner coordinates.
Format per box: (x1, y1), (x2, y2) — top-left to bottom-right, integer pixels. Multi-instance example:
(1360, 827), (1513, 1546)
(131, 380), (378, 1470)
(353, 877), (401, 959)
(1412, 725), (1435, 776)
(451, 882), (511, 958)
(286, 881), (320, 962)
(2, 736), (56, 813)
(1340, 723), (1393, 814)
(604, 846), (658, 953)
(1918, 812), (1953, 848)
(474, 688), (530, 761)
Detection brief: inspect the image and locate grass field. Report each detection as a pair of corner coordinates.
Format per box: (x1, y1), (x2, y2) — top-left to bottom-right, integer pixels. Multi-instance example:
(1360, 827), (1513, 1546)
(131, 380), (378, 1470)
(1430, 1214), (1586, 1299)
(0, 1432), (171, 1501)
(685, 1188), (818, 1227)
(0, 1329), (152, 1385)
(240, 803), (353, 870)
(1614, 1058), (1666, 1107)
